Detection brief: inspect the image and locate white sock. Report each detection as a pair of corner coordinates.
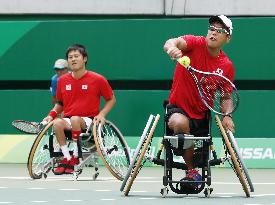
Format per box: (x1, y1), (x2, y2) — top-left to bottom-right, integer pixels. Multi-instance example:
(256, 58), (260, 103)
(73, 142), (78, 158)
(61, 145), (71, 160)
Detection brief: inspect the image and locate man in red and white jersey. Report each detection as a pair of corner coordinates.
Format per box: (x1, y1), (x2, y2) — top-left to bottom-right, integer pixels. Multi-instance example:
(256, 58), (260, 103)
(44, 44), (116, 175)
(163, 15), (235, 185)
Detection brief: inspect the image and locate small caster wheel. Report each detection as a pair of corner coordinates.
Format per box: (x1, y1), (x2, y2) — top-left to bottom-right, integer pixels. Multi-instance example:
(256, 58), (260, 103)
(160, 187), (169, 198)
(93, 172), (99, 180)
(204, 187), (213, 197)
(73, 172), (78, 181)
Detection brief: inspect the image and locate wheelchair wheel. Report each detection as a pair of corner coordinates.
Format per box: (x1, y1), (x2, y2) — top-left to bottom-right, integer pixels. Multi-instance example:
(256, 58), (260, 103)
(27, 121), (55, 179)
(124, 114), (160, 196)
(227, 130), (254, 192)
(120, 114), (156, 192)
(215, 115), (250, 197)
(93, 120), (131, 181)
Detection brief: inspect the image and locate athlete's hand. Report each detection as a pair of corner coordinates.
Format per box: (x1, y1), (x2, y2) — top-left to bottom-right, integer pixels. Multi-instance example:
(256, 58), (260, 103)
(222, 116), (235, 133)
(43, 115), (53, 123)
(166, 46), (182, 60)
(93, 114), (106, 126)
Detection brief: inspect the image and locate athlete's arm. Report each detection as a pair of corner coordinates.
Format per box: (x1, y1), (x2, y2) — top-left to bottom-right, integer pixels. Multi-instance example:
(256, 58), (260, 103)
(94, 95), (116, 125)
(43, 102), (64, 123)
(164, 37), (188, 59)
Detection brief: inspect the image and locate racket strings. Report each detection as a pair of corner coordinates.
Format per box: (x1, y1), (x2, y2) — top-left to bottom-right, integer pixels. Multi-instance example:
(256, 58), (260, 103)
(12, 121), (40, 134)
(200, 75), (238, 114)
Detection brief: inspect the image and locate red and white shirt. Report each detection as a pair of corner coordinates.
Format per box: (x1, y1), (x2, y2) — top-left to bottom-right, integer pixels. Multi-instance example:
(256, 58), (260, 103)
(56, 71), (113, 117)
(169, 35), (234, 119)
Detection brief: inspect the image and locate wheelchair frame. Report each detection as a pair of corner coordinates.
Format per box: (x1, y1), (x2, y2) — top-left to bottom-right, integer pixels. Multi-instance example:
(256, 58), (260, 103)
(156, 109), (214, 197)
(27, 119), (131, 181)
(121, 113), (254, 198)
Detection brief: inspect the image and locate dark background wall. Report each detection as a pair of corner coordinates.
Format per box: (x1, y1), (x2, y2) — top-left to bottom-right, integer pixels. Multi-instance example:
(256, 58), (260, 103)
(1, 16), (275, 138)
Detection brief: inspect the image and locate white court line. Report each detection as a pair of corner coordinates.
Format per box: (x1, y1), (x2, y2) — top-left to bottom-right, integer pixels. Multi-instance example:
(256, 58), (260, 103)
(95, 190), (111, 192)
(1, 176), (275, 185)
(0, 202), (13, 204)
(100, 199), (116, 201)
(30, 201), (48, 203)
(139, 198), (157, 200)
(27, 188), (46, 190)
(58, 188), (80, 191)
(0, 187), (8, 189)
(64, 200), (83, 202)
(252, 194), (275, 197)
(0, 177), (30, 180)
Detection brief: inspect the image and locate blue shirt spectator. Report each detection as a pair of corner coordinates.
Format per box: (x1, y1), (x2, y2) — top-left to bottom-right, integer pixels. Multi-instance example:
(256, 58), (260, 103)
(50, 59), (69, 105)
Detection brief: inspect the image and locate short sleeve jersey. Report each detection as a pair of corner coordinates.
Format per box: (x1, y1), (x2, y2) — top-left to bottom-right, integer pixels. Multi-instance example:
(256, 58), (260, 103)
(169, 35), (234, 119)
(50, 74), (58, 96)
(56, 71), (114, 117)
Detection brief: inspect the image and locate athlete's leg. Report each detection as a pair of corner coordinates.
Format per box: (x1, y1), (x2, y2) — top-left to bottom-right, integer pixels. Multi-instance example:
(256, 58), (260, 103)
(53, 118), (72, 174)
(168, 113), (194, 170)
(53, 118), (71, 146)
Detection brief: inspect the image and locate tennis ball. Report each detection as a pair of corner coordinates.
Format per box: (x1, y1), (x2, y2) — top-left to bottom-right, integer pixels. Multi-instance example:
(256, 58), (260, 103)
(178, 56), (190, 67)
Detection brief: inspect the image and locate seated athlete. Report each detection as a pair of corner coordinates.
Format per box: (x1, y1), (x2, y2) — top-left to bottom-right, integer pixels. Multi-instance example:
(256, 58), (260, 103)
(163, 15), (235, 184)
(43, 44), (116, 175)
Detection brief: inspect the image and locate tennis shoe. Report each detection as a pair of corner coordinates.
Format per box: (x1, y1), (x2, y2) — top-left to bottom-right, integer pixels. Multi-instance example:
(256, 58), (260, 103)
(54, 158), (69, 175)
(64, 156), (79, 174)
(185, 169), (202, 187)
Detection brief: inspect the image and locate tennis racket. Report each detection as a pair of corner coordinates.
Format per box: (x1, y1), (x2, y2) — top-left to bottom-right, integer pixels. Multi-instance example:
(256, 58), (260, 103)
(12, 120), (48, 134)
(177, 56), (239, 116)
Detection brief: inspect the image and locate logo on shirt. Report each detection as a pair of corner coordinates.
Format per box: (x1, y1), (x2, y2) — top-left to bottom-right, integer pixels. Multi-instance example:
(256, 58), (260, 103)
(66, 84), (71, 90)
(82, 85), (88, 90)
(214, 68), (223, 75)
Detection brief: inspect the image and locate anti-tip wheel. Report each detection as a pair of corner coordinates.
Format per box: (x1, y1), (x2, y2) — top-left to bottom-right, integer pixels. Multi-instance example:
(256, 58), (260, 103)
(93, 172), (99, 180)
(204, 187), (213, 197)
(160, 187), (169, 198)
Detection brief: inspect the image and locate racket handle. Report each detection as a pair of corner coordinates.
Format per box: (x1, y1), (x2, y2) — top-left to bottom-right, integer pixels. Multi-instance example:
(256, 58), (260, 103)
(41, 121), (48, 126)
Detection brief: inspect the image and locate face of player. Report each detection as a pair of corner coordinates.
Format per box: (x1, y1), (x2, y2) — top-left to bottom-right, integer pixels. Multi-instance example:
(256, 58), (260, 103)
(67, 50), (87, 72)
(206, 22), (231, 49)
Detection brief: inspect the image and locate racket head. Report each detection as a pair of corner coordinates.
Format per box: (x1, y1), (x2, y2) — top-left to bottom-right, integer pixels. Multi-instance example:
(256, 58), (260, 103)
(12, 120), (40, 134)
(199, 74), (239, 116)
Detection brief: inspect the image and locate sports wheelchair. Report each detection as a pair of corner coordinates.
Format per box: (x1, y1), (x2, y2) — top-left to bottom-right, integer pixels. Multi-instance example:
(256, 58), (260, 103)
(121, 105), (254, 197)
(27, 119), (131, 181)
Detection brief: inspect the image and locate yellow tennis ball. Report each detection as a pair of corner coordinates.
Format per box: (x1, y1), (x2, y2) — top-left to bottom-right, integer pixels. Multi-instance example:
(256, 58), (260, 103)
(178, 56), (190, 67)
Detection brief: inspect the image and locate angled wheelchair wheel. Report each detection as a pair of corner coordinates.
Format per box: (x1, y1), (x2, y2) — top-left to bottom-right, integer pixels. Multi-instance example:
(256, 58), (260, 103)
(215, 115), (251, 197)
(124, 114), (160, 196)
(227, 130), (254, 192)
(93, 120), (131, 181)
(120, 114), (156, 192)
(27, 121), (55, 179)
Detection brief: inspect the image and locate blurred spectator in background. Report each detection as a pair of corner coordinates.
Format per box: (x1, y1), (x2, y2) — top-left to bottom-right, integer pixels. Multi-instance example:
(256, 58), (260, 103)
(50, 59), (69, 105)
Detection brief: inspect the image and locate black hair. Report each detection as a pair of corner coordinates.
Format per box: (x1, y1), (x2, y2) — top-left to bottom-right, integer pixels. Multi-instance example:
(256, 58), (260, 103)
(66, 44), (88, 64)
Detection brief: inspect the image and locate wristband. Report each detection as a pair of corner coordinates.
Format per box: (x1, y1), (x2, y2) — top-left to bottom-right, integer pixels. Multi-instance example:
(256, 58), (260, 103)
(223, 114), (233, 119)
(48, 110), (57, 119)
